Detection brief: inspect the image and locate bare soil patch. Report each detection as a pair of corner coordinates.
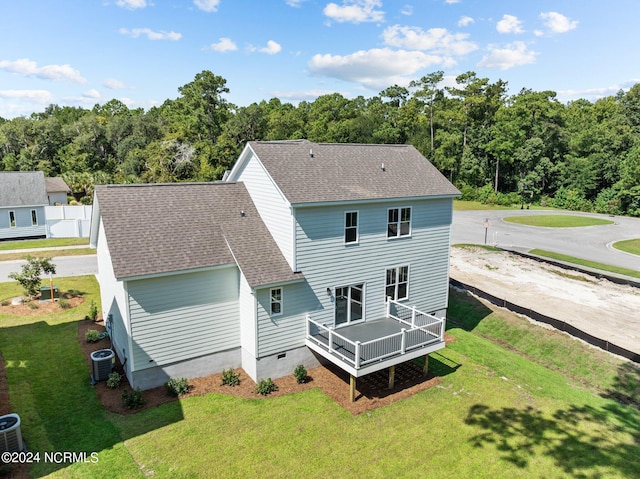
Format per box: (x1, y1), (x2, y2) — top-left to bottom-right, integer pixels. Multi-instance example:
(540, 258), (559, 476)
(77, 319), (451, 416)
(0, 294), (84, 316)
(450, 246), (640, 355)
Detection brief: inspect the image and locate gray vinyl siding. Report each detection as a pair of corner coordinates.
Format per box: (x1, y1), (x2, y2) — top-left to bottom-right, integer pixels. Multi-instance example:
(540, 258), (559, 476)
(238, 273), (256, 357)
(0, 206), (46, 239)
(295, 198), (453, 327)
(255, 281), (321, 357)
(232, 152), (294, 269)
(128, 267), (240, 371)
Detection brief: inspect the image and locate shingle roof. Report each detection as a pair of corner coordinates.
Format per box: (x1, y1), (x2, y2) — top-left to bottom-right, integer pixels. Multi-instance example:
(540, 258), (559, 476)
(95, 182), (302, 287)
(45, 177), (70, 193)
(247, 140), (460, 205)
(0, 171), (48, 207)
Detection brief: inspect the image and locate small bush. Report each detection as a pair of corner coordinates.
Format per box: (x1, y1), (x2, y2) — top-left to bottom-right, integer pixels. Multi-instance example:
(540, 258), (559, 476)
(85, 329), (101, 343)
(165, 377), (190, 396)
(122, 388), (145, 409)
(0, 299), (9, 306)
(106, 372), (122, 389)
(293, 365), (308, 384)
(88, 300), (98, 322)
(27, 301), (39, 310)
(58, 298), (70, 309)
(255, 378), (278, 396)
(221, 368), (240, 387)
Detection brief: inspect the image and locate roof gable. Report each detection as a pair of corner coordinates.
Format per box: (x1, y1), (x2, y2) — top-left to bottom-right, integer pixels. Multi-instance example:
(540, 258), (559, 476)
(45, 177), (70, 193)
(245, 140), (460, 205)
(0, 171), (48, 207)
(95, 182), (301, 288)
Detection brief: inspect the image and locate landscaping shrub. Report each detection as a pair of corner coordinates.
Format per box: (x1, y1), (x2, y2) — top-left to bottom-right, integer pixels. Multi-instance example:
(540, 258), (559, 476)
(293, 365), (308, 384)
(0, 299), (9, 307)
(106, 372), (122, 389)
(255, 378), (277, 396)
(85, 329), (101, 343)
(27, 301), (39, 310)
(122, 388), (145, 409)
(165, 377), (190, 396)
(88, 300), (98, 322)
(221, 368), (240, 387)
(58, 298), (70, 309)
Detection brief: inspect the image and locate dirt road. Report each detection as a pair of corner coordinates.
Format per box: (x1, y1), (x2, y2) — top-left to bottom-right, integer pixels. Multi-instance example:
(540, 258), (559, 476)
(449, 247), (640, 356)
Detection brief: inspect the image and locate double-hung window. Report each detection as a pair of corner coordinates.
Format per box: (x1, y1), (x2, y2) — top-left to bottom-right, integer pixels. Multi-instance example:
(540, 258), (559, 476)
(270, 288), (283, 316)
(387, 207), (411, 238)
(31, 209), (38, 226)
(344, 211), (358, 244)
(385, 266), (409, 301)
(8, 211), (16, 228)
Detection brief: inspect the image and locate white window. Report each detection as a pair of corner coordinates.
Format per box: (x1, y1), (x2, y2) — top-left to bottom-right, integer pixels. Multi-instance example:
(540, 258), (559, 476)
(386, 266), (409, 301)
(31, 209), (38, 226)
(270, 288), (283, 316)
(387, 207), (411, 238)
(345, 211), (358, 244)
(9, 211), (16, 228)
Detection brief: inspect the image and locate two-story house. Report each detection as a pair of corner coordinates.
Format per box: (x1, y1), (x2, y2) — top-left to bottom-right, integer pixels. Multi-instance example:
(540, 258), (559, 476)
(90, 141), (460, 397)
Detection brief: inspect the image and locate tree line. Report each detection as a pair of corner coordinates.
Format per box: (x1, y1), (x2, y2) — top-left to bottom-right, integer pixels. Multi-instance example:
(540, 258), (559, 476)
(1, 70), (639, 215)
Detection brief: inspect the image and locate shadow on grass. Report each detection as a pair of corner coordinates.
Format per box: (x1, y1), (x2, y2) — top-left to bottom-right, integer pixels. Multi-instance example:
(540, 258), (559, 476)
(0, 319), (184, 477)
(603, 361), (640, 409)
(465, 403), (640, 477)
(446, 286), (493, 332)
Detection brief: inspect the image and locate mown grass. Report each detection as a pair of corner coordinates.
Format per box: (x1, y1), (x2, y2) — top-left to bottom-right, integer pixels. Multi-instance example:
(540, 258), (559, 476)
(529, 249), (640, 280)
(504, 214), (614, 227)
(0, 238), (89, 251)
(613, 238), (640, 256)
(454, 200), (551, 211)
(1, 277), (639, 478)
(0, 248), (95, 262)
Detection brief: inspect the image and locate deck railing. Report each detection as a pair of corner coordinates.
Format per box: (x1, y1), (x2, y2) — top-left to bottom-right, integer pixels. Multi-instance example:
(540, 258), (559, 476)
(306, 301), (445, 369)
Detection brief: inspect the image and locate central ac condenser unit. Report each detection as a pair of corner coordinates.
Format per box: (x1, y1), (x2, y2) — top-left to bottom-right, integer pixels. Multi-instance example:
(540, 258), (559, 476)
(91, 349), (115, 383)
(0, 413), (24, 453)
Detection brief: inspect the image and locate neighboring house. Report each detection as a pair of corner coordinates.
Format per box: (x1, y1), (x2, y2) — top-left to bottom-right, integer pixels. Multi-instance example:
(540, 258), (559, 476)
(45, 177), (71, 205)
(0, 171), (48, 241)
(91, 141), (460, 394)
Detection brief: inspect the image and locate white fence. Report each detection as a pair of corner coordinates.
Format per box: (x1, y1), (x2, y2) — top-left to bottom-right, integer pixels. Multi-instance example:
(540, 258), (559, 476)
(45, 205), (92, 238)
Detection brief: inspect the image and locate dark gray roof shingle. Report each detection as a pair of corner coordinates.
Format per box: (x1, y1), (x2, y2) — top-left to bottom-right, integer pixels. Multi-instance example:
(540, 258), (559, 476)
(0, 171), (48, 207)
(95, 182), (302, 287)
(247, 140), (460, 205)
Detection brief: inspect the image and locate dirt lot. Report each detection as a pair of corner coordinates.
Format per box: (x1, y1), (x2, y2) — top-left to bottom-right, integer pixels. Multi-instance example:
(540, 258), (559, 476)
(449, 246), (640, 356)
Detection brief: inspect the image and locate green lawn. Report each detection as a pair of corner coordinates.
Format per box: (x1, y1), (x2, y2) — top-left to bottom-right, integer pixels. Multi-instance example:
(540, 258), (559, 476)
(0, 238), (89, 251)
(0, 248), (95, 262)
(504, 215), (614, 227)
(1, 277), (639, 478)
(529, 249), (640, 279)
(613, 238), (640, 256)
(454, 200), (551, 211)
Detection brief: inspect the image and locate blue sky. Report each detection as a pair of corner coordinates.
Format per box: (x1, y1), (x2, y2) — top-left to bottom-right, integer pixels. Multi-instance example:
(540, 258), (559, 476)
(1, 0), (638, 119)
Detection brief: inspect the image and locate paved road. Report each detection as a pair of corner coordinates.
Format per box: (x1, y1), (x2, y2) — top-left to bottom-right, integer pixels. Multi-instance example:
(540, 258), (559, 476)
(451, 209), (640, 272)
(0, 255), (98, 283)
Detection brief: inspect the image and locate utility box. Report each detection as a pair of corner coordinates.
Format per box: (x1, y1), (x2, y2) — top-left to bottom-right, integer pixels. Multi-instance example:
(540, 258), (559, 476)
(40, 286), (59, 301)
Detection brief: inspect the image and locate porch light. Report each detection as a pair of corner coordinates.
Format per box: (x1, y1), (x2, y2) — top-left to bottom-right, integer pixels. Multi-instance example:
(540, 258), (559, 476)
(326, 287), (332, 296)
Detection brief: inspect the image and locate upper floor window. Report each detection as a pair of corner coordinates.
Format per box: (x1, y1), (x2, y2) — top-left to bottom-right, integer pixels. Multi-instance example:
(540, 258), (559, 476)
(386, 265), (409, 301)
(345, 211), (358, 244)
(31, 209), (38, 226)
(8, 211), (16, 228)
(270, 288), (283, 316)
(387, 207), (411, 238)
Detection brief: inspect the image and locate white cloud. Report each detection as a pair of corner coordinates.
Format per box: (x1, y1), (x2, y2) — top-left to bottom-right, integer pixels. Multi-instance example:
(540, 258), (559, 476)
(497, 14), (524, 34)
(193, 0), (220, 12)
(444, 0), (460, 4)
(0, 58), (86, 83)
(0, 89), (53, 102)
(323, 0), (384, 24)
(259, 40), (282, 55)
(540, 11), (578, 34)
(209, 37), (238, 52)
(116, 0), (147, 10)
(82, 89), (101, 100)
(103, 78), (133, 89)
(286, 0), (306, 6)
(477, 41), (537, 70)
(382, 25), (478, 56)
(119, 28), (182, 40)
(0, 90), (54, 118)
(308, 48), (444, 90)
(458, 16), (474, 27)
(272, 88), (342, 102)
(558, 80), (640, 102)
(400, 5), (413, 16)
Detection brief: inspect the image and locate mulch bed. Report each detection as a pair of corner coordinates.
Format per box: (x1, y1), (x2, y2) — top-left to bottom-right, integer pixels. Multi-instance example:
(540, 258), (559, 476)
(78, 319), (450, 416)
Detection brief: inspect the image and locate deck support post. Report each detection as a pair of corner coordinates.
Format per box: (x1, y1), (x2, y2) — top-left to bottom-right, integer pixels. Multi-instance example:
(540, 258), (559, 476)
(350, 375), (356, 402)
(388, 365), (395, 389)
(423, 354), (429, 375)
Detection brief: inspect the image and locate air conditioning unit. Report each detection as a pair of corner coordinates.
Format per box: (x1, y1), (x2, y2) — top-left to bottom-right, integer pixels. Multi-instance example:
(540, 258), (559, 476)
(91, 349), (115, 383)
(0, 413), (24, 453)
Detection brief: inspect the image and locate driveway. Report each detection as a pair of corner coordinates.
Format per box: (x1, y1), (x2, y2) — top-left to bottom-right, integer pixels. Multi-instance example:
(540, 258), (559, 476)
(452, 209), (640, 272)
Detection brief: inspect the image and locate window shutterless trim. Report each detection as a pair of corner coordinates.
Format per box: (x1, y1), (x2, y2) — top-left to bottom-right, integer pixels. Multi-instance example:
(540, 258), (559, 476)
(387, 206), (411, 238)
(344, 210), (359, 244)
(8, 211), (16, 228)
(270, 287), (283, 316)
(385, 265), (409, 301)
